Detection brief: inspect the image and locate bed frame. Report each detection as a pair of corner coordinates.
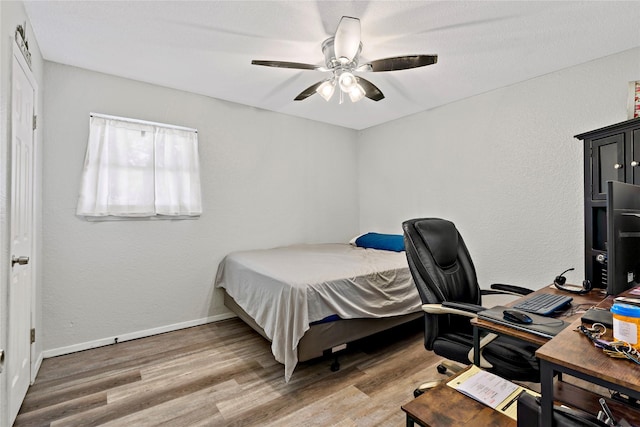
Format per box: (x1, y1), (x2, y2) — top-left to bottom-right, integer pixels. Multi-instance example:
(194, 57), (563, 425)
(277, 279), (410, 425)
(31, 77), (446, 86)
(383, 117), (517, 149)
(224, 291), (422, 363)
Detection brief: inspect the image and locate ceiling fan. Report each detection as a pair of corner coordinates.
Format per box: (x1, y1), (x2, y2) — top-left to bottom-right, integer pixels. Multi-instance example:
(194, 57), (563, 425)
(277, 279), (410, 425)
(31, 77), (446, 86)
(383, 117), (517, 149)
(251, 16), (438, 103)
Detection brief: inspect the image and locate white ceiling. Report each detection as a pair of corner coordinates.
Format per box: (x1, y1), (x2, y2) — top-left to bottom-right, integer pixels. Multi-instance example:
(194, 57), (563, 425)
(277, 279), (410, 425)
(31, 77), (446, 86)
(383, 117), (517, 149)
(23, 1), (640, 130)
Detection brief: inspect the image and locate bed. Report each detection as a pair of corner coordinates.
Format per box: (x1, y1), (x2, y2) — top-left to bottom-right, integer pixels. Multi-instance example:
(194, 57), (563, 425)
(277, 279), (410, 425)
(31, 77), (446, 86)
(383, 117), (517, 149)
(213, 240), (422, 382)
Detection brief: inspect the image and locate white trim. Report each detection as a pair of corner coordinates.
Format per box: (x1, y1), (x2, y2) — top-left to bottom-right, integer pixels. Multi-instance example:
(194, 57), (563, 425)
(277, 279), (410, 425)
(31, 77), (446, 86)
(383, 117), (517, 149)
(42, 313), (237, 359)
(32, 352), (43, 379)
(84, 214), (200, 222)
(89, 112), (197, 133)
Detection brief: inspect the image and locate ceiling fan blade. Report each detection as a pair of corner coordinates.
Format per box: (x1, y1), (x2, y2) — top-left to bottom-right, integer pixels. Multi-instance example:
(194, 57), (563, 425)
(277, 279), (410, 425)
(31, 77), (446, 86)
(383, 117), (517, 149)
(365, 55), (438, 72)
(356, 77), (384, 102)
(294, 81), (324, 101)
(334, 16), (361, 62)
(252, 60), (319, 71)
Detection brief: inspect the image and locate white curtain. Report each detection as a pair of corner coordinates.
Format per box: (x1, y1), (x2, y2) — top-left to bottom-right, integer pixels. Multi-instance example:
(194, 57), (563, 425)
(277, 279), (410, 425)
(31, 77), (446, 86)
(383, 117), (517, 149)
(76, 115), (202, 218)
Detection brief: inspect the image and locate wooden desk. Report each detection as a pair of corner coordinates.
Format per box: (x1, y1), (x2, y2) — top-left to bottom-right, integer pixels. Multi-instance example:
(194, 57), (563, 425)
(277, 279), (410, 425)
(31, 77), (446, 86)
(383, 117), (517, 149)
(470, 285), (640, 426)
(401, 369), (515, 427)
(536, 291), (640, 426)
(470, 285), (606, 364)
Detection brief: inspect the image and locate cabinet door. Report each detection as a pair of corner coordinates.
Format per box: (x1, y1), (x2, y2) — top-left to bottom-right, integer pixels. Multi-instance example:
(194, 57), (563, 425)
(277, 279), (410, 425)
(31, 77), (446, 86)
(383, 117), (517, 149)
(592, 134), (625, 199)
(632, 129), (640, 185)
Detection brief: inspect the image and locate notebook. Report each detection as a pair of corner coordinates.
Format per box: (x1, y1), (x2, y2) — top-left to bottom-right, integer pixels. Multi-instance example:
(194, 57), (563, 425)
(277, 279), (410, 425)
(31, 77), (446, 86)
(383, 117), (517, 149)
(477, 306), (570, 339)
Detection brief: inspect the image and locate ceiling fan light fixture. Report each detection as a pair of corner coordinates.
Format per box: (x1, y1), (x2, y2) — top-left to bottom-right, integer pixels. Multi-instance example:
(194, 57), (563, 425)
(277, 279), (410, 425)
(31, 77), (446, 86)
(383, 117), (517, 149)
(338, 72), (357, 92)
(348, 84), (366, 103)
(316, 80), (336, 101)
(252, 16), (436, 104)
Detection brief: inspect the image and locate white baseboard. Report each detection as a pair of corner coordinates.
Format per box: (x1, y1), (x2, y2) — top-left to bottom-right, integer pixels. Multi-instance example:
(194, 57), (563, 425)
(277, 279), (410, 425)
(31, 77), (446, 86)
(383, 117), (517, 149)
(31, 351), (43, 383)
(42, 312), (237, 359)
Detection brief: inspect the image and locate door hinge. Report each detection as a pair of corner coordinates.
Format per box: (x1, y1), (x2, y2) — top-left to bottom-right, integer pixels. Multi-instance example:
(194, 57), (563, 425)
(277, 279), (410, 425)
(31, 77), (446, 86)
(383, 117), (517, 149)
(30, 328), (35, 344)
(32, 115), (37, 130)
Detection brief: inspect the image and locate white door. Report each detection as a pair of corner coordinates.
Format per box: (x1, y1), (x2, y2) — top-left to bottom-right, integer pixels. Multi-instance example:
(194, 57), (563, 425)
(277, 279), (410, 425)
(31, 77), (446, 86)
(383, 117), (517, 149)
(8, 45), (36, 425)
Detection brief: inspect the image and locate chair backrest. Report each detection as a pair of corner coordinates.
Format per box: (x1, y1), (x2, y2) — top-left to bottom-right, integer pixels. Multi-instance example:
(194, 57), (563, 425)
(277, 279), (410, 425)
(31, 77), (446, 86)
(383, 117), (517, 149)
(402, 218), (482, 348)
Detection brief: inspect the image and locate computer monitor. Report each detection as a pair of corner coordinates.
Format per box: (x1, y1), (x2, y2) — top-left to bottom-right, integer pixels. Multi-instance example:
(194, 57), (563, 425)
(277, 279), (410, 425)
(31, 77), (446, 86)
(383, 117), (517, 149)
(606, 181), (640, 296)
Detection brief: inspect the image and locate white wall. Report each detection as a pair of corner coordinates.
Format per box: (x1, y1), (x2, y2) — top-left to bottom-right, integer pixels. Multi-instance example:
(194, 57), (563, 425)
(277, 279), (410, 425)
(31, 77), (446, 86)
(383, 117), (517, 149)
(42, 63), (359, 354)
(39, 46), (640, 356)
(0, 2), (44, 426)
(358, 47), (640, 291)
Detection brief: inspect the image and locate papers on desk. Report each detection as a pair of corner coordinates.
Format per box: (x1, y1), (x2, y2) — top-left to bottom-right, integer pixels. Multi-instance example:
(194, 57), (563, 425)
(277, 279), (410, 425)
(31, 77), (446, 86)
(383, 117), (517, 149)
(447, 365), (539, 420)
(627, 286), (640, 296)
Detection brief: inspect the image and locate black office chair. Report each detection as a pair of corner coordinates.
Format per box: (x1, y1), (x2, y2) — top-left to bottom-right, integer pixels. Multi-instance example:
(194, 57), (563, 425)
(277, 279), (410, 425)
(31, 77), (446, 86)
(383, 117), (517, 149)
(402, 217), (540, 385)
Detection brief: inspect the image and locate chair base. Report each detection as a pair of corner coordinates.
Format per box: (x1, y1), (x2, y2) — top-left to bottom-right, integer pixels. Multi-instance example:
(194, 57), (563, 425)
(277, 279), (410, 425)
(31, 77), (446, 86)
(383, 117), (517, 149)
(413, 380), (441, 398)
(413, 361), (464, 398)
(436, 360), (464, 376)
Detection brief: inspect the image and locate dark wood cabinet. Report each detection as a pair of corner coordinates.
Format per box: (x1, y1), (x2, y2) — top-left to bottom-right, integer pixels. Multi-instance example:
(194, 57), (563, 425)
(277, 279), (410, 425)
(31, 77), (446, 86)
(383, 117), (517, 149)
(575, 117), (640, 288)
(591, 133), (624, 200)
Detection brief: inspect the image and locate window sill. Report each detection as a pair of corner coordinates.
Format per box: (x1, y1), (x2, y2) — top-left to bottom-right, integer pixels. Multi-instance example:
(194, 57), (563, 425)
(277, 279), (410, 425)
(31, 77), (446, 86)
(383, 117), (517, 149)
(79, 215), (201, 222)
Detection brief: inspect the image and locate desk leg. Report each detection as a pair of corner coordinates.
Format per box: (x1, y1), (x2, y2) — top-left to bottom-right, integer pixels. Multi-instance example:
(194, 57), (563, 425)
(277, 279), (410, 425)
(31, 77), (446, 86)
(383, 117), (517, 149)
(540, 360), (554, 427)
(406, 414), (415, 427)
(472, 326), (480, 366)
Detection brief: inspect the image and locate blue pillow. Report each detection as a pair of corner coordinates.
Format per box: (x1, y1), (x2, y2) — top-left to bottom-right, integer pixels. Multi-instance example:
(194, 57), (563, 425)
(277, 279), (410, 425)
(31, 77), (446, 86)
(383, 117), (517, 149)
(355, 232), (405, 252)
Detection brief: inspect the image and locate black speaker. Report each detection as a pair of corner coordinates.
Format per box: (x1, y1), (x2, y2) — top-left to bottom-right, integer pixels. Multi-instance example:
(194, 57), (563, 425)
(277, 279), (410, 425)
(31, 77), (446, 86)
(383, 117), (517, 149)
(553, 268), (592, 295)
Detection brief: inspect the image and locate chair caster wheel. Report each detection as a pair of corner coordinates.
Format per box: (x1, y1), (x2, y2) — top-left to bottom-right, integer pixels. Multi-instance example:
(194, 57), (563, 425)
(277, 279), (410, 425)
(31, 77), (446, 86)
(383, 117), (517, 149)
(413, 388), (424, 398)
(437, 364), (447, 374)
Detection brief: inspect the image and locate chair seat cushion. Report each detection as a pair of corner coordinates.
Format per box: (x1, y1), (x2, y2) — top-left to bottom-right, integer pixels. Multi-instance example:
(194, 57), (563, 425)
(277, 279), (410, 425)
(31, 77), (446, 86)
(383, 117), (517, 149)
(432, 332), (474, 364)
(433, 333), (539, 382)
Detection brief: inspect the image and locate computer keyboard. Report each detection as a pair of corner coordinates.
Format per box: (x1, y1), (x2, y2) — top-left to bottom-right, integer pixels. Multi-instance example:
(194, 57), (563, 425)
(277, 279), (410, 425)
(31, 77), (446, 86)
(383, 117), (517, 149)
(512, 293), (573, 316)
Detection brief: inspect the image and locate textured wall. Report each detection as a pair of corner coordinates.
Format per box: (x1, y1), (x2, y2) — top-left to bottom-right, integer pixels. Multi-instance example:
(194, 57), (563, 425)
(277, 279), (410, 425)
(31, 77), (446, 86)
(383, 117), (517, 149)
(358, 47), (640, 291)
(39, 47), (640, 355)
(42, 63), (358, 353)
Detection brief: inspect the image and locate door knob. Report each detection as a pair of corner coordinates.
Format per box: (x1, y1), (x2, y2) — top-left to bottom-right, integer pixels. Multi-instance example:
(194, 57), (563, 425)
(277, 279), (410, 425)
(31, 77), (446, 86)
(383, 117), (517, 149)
(614, 163), (623, 169)
(11, 255), (29, 267)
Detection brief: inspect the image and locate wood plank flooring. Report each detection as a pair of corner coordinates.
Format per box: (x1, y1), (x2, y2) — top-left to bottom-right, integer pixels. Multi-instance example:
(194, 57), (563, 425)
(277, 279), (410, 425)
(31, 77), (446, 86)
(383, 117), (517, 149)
(15, 318), (448, 426)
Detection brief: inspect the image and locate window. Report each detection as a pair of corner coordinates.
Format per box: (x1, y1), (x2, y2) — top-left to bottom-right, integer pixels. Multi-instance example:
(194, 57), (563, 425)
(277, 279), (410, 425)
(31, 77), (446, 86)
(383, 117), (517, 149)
(76, 114), (202, 218)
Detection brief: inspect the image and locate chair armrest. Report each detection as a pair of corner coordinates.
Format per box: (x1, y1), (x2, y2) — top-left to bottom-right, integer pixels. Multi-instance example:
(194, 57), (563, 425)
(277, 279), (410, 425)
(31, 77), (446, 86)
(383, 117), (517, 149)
(468, 332), (498, 368)
(488, 283), (534, 296)
(442, 301), (485, 314)
(421, 303), (476, 318)
(422, 301), (485, 318)
(421, 301), (500, 369)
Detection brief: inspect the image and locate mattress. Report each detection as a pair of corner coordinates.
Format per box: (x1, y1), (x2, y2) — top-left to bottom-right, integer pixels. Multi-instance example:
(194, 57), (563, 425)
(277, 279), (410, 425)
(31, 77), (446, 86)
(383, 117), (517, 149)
(213, 243), (421, 381)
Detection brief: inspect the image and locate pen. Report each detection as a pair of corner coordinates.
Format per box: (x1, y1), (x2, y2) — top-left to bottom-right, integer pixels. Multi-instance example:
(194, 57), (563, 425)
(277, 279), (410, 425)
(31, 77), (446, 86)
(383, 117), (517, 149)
(501, 390), (526, 411)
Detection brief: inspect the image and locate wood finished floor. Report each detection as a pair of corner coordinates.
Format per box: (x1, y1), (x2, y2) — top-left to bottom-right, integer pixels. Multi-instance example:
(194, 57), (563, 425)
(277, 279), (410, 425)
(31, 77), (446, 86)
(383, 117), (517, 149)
(15, 318), (447, 427)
